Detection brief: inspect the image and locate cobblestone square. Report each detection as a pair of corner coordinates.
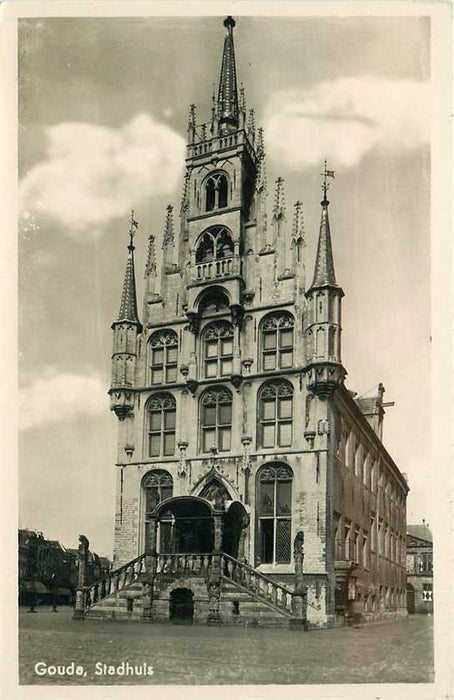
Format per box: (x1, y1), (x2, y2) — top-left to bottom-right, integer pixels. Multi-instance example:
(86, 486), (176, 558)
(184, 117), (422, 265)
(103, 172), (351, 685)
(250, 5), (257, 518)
(19, 607), (434, 686)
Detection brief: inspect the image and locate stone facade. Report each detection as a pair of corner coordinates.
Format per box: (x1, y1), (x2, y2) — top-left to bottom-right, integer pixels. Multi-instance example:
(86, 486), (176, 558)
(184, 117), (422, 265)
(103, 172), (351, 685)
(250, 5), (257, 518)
(107, 16), (408, 627)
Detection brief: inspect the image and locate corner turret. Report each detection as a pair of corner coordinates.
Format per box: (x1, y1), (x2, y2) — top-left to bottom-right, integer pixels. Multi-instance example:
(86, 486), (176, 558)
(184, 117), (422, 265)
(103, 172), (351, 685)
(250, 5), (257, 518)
(109, 212), (142, 420)
(304, 163), (346, 396)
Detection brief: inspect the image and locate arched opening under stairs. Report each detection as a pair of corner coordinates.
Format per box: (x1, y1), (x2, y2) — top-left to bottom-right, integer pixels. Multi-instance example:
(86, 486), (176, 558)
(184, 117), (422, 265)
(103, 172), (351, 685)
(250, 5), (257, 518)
(169, 588), (194, 624)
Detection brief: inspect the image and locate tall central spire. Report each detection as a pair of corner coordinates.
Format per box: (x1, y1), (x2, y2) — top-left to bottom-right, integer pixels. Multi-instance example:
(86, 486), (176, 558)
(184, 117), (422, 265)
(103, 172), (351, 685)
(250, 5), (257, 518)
(217, 16), (239, 129)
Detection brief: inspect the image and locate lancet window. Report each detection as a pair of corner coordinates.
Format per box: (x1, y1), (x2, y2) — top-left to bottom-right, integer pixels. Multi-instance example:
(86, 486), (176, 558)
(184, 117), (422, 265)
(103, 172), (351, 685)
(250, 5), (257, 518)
(202, 321), (234, 378)
(256, 463), (293, 564)
(149, 330), (178, 385)
(147, 394), (176, 457)
(260, 312), (294, 371)
(205, 172), (229, 211)
(258, 380), (294, 449)
(200, 387), (232, 453)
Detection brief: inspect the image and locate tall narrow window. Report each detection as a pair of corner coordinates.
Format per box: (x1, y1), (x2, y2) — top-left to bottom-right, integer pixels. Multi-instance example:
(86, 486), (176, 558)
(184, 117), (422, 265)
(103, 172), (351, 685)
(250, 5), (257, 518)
(258, 380), (294, 449)
(143, 470), (173, 553)
(202, 321), (234, 378)
(328, 327), (336, 357)
(206, 178), (216, 211)
(200, 387), (232, 453)
(205, 172), (229, 211)
(261, 312), (294, 371)
(149, 330), (178, 385)
(147, 394), (176, 457)
(256, 464), (293, 564)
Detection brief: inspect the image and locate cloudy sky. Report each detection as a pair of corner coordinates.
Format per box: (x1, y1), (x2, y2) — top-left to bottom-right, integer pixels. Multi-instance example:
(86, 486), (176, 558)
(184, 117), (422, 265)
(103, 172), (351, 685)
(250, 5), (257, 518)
(18, 13), (431, 557)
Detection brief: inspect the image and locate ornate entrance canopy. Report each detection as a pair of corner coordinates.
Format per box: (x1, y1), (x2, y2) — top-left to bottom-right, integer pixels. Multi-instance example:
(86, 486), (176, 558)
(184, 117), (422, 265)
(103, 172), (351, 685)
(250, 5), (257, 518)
(148, 494), (248, 557)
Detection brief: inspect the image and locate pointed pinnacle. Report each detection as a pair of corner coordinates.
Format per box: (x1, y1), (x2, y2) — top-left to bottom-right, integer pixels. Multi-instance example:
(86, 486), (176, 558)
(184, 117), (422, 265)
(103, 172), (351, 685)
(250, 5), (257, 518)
(144, 234), (157, 278)
(163, 205), (175, 248)
(180, 171), (190, 210)
(188, 104), (196, 129)
(293, 200), (305, 240)
(239, 83), (246, 112)
(247, 108), (255, 133)
(257, 127), (265, 156)
(273, 177), (286, 217)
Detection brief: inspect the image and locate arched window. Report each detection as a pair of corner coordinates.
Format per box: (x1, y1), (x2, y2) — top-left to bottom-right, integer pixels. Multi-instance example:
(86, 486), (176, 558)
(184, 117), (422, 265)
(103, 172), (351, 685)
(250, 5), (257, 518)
(260, 312), (294, 371)
(195, 232), (215, 263)
(205, 172), (229, 212)
(143, 470), (173, 553)
(256, 463), (293, 564)
(195, 226), (234, 263)
(149, 330), (178, 385)
(147, 394), (176, 457)
(258, 380), (294, 449)
(202, 321), (234, 378)
(198, 290), (230, 316)
(200, 387), (232, 453)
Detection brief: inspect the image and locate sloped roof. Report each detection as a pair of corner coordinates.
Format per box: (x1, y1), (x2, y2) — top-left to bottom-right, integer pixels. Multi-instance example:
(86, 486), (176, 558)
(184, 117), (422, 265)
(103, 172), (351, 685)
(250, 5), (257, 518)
(407, 524), (433, 544)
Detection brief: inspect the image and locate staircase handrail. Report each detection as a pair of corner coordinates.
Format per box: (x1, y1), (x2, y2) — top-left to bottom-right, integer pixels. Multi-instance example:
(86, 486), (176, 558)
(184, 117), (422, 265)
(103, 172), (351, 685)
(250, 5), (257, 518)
(221, 552), (321, 611)
(83, 552), (147, 608)
(85, 551), (147, 587)
(221, 552), (295, 595)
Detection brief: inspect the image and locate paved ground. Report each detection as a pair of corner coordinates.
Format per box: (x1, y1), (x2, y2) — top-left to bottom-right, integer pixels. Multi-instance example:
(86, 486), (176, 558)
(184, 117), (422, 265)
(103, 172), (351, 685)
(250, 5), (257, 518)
(19, 607), (434, 686)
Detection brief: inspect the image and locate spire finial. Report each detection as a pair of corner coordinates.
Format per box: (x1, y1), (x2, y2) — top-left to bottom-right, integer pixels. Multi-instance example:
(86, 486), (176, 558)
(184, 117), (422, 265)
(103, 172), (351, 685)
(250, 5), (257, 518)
(224, 16), (236, 32)
(128, 209), (138, 250)
(320, 159), (335, 206)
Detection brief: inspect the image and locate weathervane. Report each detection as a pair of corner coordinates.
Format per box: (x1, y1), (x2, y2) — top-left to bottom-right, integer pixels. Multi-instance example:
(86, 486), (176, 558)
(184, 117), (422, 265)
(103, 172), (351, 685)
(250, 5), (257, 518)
(128, 210), (139, 249)
(320, 160), (335, 204)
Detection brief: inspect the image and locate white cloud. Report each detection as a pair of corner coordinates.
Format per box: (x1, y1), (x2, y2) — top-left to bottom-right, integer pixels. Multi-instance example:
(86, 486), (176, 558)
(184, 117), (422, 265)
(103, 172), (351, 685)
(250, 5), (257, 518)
(263, 78), (430, 170)
(20, 370), (107, 430)
(19, 114), (185, 234)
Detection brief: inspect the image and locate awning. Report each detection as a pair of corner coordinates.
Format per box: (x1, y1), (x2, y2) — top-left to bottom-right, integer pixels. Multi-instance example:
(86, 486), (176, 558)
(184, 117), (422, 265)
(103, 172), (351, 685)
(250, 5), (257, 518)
(20, 581), (48, 593)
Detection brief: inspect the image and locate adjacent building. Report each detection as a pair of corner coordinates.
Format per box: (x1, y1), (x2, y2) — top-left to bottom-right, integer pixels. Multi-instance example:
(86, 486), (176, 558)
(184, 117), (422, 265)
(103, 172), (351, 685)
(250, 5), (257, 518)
(82, 16), (408, 627)
(18, 529), (111, 605)
(406, 521), (433, 614)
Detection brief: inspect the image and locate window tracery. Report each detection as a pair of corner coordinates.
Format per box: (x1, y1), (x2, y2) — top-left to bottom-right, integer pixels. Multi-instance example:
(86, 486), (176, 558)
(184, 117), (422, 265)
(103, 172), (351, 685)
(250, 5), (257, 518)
(260, 312), (294, 371)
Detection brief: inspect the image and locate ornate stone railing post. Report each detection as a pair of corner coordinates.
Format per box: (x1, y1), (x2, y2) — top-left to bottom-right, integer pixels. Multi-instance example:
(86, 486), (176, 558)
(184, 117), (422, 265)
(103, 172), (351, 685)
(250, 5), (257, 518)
(290, 530), (308, 630)
(73, 535), (89, 619)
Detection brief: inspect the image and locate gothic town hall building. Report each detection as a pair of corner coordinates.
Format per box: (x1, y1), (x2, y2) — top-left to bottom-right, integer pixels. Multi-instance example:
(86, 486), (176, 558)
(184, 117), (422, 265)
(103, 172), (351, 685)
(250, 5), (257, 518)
(81, 17), (409, 628)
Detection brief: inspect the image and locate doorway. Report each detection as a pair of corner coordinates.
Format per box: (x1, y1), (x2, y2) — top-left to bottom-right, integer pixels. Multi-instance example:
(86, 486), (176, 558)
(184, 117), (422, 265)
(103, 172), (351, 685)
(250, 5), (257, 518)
(169, 588), (194, 624)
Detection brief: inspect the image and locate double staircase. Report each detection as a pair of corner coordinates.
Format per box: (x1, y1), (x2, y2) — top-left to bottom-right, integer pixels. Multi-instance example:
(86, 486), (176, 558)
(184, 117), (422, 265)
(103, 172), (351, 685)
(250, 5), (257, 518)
(80, 552), (319, 628)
